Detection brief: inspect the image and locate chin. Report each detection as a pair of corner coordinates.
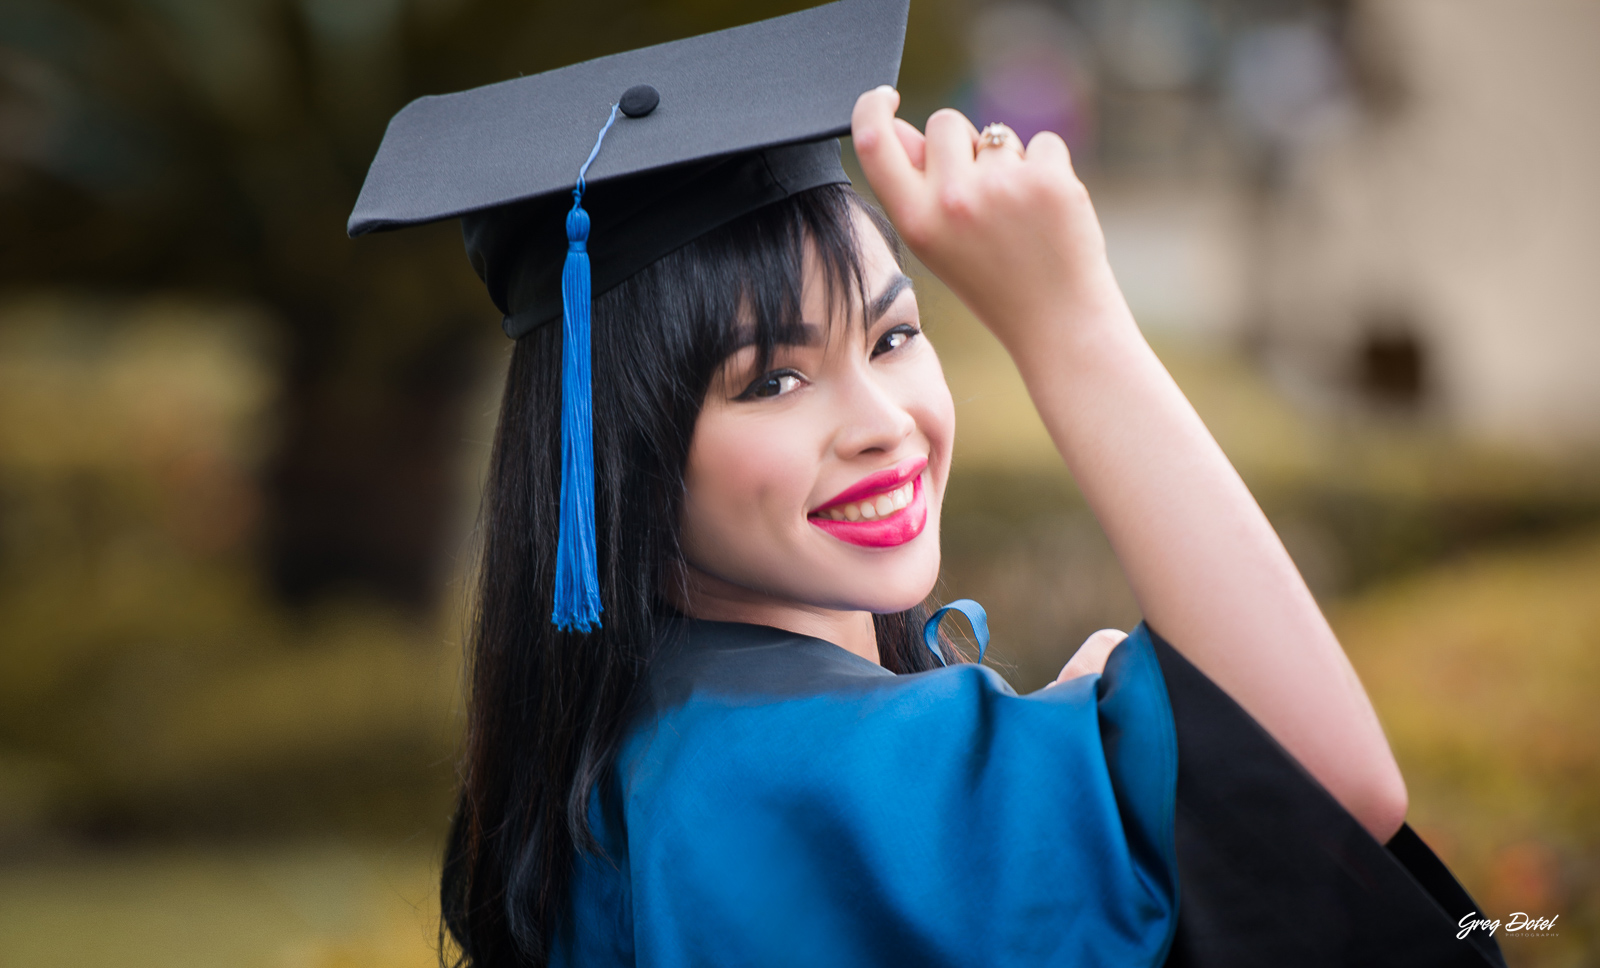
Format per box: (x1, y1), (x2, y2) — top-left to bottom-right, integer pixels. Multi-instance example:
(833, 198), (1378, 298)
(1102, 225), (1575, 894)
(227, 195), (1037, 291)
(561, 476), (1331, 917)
(818, 531), (942, 614)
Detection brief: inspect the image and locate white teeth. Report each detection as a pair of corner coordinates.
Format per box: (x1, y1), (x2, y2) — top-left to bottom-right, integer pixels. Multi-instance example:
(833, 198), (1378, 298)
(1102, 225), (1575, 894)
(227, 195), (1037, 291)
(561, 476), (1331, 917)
(818, 480), (916, 524)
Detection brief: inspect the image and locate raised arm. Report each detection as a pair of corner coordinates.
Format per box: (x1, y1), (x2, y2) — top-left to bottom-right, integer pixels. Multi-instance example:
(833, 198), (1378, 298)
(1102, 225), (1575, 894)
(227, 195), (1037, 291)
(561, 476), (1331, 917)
(852, 87), (1406, 843)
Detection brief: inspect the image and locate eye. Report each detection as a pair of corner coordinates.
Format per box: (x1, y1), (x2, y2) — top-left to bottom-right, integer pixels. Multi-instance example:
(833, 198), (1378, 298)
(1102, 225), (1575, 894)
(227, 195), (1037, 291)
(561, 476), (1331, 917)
(737, 368), (808, 400)
(872, 324), (920, 358)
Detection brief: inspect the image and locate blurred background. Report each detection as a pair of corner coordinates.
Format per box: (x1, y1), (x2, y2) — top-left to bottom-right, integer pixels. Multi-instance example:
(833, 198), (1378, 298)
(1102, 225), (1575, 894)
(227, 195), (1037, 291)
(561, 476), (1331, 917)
(1, 0), (1596, 964)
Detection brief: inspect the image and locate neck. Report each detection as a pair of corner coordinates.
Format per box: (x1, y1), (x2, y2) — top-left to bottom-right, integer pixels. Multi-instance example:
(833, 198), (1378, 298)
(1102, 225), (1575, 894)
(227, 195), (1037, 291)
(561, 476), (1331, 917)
(673, 565), (881, 665)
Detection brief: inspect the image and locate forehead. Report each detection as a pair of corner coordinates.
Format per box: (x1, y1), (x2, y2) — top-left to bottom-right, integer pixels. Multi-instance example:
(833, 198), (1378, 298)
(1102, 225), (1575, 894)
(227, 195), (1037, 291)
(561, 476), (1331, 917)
(816, 209), (900, 285)
(800, 214), (905, 321)
(854, 211), (903, 276)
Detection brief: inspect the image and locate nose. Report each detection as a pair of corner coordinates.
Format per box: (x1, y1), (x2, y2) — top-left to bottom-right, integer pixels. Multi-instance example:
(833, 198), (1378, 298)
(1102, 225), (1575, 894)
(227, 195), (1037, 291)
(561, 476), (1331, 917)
(829, 364), (916, 459)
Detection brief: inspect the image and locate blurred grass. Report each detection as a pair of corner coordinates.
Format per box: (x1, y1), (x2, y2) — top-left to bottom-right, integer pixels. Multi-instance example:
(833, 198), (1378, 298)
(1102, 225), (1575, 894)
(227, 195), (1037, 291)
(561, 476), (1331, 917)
(0, 842), (441, 968)
(1336, 530), (1600, 967)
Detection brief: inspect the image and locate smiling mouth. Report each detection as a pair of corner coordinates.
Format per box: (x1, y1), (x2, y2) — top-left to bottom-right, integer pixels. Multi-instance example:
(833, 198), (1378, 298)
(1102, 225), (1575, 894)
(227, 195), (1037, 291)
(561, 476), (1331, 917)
(806, 457), (930, 548)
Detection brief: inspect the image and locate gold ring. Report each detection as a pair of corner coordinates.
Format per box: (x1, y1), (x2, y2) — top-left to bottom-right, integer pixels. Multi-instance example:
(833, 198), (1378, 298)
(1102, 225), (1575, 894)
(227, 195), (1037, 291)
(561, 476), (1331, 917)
(978, 123), (1022, 155)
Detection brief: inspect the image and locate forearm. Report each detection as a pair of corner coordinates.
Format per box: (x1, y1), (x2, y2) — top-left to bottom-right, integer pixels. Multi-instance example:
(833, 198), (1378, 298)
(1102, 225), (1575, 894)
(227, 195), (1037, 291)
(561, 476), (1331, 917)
(1006, 283), (1407, 842)
(846, 87), (1405, 840)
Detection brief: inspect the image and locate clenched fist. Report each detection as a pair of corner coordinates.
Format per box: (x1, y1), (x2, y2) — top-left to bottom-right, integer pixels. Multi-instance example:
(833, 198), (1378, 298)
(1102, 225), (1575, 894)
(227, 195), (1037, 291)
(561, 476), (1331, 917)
(850, 86), (1131, 357)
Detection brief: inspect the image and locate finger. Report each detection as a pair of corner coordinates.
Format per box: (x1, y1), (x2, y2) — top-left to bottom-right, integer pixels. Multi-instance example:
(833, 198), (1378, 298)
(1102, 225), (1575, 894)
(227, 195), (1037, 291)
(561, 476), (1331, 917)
(923, 108), (980, 180)
(1024, 129), (1073, 172)
(851, 86), (923, 219)
(1088, 628), (1129, 648)
(1055, 628), (1128, 683)
(1056, 630), (1123, 682)
(893, 117), (926, 171)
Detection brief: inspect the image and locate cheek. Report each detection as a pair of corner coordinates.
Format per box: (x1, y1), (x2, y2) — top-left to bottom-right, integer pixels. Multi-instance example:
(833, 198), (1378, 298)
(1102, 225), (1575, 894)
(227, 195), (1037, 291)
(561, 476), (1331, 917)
(682, 409), (816, 549)
(901, 353), (957, 480)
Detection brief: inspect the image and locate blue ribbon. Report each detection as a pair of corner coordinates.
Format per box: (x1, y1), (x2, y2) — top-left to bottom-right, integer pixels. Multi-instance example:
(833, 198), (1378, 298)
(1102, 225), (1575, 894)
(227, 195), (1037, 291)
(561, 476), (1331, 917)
(922, 599), (990, 666)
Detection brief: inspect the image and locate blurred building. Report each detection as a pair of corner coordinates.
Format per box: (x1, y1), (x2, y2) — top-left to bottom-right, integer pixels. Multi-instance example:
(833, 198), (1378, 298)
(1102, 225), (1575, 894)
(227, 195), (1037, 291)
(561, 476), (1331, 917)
(1258, 0), (1600, 450)
(970, 0), (1600, 454)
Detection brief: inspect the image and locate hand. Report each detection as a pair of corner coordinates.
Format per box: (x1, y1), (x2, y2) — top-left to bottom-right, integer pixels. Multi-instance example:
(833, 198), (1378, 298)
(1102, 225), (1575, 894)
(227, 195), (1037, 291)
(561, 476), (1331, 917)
(1055, 628), (1127, 683)
(850, 87), (1126, 355)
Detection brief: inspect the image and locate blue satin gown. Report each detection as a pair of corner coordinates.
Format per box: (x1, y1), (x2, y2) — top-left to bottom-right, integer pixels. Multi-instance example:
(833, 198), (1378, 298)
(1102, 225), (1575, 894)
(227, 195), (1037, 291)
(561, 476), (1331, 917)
(552, 619), (1180, 968)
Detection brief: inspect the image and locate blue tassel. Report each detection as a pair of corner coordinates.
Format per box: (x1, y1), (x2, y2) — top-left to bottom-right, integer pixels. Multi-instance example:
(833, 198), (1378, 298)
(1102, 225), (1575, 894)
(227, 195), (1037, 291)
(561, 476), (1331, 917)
(551, 105), (619, 632)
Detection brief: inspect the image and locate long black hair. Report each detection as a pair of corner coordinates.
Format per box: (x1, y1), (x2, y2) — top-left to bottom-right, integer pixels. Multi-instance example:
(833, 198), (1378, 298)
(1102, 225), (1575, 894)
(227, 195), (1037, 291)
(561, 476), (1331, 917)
(441, 183), (950, 967)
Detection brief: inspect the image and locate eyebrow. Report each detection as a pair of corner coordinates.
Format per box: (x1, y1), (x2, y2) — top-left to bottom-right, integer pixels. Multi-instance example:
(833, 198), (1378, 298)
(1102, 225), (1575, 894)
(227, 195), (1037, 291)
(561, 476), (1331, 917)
(730, 321), (823, 351)
(727, 273), (914, 353)
(869, 273), (914, 323)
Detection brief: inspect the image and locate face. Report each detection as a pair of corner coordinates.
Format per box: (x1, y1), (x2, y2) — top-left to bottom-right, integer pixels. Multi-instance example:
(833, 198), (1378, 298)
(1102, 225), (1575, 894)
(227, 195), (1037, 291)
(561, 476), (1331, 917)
(679, 214), (955, 620)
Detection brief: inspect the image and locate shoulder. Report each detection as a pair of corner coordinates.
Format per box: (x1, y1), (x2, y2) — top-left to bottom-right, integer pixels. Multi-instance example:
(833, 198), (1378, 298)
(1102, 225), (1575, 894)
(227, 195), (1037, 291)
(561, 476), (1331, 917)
(646, 619), (897, 708)
(635, 618), (1051, 746)
(617, 618), (1147, 812)
(604, 621), (1181, 965)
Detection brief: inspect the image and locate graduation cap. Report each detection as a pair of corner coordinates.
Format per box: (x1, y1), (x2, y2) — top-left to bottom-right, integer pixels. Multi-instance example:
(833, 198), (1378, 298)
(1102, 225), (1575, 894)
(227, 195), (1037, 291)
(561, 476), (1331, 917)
(350, 0), (911, 632)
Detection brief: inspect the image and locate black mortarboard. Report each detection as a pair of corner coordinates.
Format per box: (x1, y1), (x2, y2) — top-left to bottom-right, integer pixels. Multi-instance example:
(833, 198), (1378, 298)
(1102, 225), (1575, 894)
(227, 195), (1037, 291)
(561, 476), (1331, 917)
(349, 0), (910, 632)
(350, 0), (910, 336)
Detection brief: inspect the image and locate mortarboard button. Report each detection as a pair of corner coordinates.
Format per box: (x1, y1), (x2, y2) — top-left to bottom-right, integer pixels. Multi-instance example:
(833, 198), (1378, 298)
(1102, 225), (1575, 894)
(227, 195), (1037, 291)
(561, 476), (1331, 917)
(619, 84), (659, 118)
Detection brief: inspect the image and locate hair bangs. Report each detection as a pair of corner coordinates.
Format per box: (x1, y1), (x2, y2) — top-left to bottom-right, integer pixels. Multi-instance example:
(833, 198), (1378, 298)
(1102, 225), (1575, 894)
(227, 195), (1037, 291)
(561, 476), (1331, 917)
(676, 183), (901, 381)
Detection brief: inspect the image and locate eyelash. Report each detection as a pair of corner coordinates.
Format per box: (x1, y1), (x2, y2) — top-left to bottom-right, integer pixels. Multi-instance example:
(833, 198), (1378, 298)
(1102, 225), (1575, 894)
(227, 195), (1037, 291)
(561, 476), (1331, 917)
(737, 368), (806, 400)
(735, 325), (921, 400)
(873, 324), (920, 358)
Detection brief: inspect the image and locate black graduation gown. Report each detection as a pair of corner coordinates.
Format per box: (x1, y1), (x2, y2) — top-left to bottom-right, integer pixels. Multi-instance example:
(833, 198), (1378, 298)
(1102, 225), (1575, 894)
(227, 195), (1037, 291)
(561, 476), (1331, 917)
(1151, 629), (1506, 968)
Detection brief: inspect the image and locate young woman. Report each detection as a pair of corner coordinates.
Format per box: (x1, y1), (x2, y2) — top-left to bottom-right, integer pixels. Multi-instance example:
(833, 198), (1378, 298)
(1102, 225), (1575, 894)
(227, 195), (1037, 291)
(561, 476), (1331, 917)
(349, 5), (1502, 966)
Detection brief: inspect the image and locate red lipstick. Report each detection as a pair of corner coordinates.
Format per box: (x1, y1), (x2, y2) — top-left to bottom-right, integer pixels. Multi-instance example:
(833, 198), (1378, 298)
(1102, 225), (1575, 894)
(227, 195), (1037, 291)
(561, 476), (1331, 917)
(808, 456), (929, 548)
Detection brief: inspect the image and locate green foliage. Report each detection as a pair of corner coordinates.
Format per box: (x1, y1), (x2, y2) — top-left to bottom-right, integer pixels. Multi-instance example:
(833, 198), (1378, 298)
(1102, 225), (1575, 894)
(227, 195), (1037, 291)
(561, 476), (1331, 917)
(0, 295), (462, 846)
(1337, 531), (1600, 968)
